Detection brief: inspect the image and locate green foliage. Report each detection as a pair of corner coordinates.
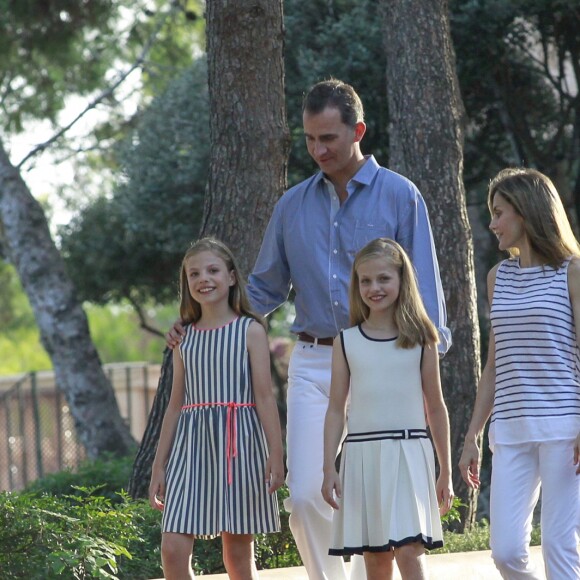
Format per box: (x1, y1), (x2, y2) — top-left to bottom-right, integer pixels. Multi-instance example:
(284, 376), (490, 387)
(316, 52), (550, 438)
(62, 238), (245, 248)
(59, 59), (209, 307)
(0, 0), (117, 132)
(255, 485), (303, 570)
(432, 519), (541, 554)
(0, 261), (172, 373)
(0, 487), (154, 579)
(440, 497), (466, 529)
(284, 0), (388, 185)
(0, 0), (204, 134)
(14, 455), (300, 577)
(24, 454), (133, 502)
(450, 0), (580, 191)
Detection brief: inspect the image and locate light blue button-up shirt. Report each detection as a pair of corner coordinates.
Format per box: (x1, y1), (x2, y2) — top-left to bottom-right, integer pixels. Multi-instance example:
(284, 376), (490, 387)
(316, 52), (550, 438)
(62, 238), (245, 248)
(247, 155), (451, 354)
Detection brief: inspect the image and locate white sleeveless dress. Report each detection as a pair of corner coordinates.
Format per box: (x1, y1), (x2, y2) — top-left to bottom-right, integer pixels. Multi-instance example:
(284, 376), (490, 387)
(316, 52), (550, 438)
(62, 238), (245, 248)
(329, 325), (443, 555)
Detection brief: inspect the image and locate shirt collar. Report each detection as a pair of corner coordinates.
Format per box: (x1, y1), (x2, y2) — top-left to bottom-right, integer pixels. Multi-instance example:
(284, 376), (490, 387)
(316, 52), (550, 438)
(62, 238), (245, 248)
(315, 154), (379, 190)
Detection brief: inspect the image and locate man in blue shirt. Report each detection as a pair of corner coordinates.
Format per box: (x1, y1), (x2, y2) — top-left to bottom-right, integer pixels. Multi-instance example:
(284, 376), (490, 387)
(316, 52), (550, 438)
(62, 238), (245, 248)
(169, 79), (450, 580)
(249, 80), (449, 580)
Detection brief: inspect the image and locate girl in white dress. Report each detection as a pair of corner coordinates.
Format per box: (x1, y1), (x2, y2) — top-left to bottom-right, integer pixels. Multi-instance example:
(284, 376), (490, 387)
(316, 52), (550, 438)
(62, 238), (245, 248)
(322, 238), (453, 580)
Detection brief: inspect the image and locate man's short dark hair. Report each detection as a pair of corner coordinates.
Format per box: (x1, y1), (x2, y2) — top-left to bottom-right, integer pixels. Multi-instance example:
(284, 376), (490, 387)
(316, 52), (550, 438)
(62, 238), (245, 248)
(302, 79), (364, 127)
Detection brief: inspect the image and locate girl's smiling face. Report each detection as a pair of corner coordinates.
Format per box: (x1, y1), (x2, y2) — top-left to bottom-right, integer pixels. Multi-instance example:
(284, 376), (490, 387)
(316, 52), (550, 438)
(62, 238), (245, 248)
(489, 193), (527, 251)
(184, 251), (235, 306)
(357, 257), (400, 316)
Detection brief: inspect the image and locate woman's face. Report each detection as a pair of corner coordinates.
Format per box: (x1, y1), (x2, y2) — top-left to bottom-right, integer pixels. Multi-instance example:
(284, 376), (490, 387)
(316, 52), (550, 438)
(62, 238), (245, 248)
(489, 193), (526, 252)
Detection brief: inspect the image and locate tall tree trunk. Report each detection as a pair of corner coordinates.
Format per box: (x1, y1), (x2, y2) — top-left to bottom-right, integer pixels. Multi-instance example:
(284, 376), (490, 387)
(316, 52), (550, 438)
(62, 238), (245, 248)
(201, 0), (290, 275)
(381, 0), (481, 528)
(0, 141), (135, 458)
(129, 0), (289, 496)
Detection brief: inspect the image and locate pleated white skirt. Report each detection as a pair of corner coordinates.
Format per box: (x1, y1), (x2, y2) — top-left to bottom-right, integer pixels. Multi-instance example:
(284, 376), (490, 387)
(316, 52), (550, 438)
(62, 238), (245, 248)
(329, 437), (443, 555)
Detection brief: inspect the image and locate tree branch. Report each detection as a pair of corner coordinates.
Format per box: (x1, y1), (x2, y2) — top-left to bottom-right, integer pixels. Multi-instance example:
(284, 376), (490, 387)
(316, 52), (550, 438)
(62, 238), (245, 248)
(16, 6), (178, 170)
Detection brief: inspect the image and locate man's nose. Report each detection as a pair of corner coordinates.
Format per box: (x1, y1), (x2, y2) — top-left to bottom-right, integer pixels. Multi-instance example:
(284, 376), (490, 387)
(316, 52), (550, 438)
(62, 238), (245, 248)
(313, 141), (327, 157)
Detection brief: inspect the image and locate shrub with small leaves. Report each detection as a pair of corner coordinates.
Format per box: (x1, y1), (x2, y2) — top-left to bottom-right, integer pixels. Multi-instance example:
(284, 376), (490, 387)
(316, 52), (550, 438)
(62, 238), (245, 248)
(0, 487), (155, 579)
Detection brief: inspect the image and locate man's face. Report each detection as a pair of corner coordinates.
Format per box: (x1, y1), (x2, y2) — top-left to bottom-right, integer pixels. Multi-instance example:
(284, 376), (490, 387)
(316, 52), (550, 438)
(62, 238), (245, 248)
(303, 107), (365, 180)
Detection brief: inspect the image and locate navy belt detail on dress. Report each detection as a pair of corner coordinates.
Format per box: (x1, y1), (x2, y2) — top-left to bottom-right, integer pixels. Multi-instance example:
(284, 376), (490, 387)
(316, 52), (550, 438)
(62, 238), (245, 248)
(344, 428), (428, 443)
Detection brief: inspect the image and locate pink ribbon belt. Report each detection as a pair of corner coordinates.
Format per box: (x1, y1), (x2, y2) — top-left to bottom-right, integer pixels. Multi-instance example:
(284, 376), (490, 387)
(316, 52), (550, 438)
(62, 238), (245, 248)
(181, 401), (256, 485)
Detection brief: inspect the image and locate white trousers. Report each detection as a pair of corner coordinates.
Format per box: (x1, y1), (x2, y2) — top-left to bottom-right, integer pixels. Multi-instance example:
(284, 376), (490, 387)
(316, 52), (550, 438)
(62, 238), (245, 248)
(285, 342), (367, 580)
(490, 440), (580, 580)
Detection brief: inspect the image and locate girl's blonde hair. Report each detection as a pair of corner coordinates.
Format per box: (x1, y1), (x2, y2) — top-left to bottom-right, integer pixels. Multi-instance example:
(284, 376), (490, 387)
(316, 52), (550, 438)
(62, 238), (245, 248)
(179, 237), (264, 326)
(349, 238), (438, 348)
(488, 168), (580, 267)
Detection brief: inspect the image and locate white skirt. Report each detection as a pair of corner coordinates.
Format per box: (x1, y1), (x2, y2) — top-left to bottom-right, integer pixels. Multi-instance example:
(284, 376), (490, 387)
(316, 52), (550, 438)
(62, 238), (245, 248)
(329, 437), (444, 555)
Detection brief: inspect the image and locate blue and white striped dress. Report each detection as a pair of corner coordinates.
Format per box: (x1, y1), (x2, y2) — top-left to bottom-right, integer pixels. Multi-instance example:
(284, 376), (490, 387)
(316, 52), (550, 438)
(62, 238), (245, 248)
(489, 258), (580, 449)
(162, 316), (280, 538)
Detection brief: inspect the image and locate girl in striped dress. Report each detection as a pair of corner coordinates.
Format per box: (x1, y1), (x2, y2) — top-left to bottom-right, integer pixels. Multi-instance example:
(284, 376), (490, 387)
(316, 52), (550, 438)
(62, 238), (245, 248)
(459, 168), (580, 579)
(149, 237), (283, 580)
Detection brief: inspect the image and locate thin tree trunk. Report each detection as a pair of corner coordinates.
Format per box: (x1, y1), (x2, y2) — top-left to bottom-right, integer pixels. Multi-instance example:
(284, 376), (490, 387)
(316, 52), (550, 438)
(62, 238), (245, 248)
(382, 0), (481, 529)
(0, 140), (135, 458)
(129, 0), (289, 496)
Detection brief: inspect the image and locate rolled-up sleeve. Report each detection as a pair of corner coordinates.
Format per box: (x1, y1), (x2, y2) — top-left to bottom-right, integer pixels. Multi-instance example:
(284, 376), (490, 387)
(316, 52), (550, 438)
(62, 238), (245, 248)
(247, 202), (292, 317)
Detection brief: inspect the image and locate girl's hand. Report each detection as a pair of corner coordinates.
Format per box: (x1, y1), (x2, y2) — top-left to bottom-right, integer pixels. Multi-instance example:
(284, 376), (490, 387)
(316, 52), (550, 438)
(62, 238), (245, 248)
(436, 474), (454, 516)
(459, 437), (481, 489)
(149, 467), (166, 511)
(265, 454), (285, 495)
(574, 431), (580, 475)
(321, 471), (341, 510)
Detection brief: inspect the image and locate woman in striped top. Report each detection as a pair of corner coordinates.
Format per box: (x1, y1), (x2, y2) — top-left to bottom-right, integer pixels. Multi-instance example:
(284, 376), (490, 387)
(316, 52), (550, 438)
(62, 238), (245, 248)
(459, 168), (580, 579)
(149, 238), (283, 580)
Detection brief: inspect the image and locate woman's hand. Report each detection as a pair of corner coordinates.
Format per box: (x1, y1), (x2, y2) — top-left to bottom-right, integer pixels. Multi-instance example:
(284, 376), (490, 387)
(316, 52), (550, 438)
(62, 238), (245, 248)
(459, 437), (482, 489)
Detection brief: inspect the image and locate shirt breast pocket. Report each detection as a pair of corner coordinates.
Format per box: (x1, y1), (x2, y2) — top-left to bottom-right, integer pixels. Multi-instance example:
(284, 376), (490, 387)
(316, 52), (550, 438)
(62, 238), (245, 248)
(349, 221), (392, 256)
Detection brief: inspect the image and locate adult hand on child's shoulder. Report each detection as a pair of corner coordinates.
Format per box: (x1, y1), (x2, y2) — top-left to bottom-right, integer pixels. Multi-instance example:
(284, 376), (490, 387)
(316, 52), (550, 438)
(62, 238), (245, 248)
(166, 319), (186, 349)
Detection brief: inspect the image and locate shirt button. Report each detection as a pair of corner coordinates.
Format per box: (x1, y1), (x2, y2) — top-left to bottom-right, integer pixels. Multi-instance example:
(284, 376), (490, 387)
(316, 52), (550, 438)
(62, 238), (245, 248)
(332, 274), (337, 279)
(333, 249), (338, 254)
(334, 301), (339, 306)
(333, 222), (338, 227)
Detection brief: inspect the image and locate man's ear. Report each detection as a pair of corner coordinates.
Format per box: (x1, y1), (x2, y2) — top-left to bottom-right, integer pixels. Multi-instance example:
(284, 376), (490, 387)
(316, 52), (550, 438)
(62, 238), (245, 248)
(354, 121), (366, 143)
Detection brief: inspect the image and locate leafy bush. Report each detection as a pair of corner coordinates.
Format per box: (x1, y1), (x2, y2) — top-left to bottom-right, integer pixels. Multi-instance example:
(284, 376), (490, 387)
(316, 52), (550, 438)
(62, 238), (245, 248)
(24, 454), (133, 503)
(0, 487), (155, 579)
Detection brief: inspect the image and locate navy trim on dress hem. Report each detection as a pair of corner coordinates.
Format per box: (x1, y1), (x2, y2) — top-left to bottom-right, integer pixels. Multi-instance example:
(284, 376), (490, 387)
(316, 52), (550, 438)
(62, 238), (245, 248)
(329, 533), (443, 556)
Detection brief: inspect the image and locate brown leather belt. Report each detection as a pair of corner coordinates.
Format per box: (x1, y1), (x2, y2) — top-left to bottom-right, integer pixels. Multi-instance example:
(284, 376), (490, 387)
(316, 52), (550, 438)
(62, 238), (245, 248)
(297, 332), (334, 346)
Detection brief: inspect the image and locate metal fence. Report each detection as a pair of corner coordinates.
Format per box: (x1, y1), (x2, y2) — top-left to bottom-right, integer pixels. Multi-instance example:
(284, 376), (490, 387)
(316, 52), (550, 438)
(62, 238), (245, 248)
(0, 362), (161, 492)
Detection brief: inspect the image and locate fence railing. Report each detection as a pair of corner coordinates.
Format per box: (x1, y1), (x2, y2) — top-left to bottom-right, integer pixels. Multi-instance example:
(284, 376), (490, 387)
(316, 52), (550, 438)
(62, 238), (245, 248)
(0, 362), (161, 492)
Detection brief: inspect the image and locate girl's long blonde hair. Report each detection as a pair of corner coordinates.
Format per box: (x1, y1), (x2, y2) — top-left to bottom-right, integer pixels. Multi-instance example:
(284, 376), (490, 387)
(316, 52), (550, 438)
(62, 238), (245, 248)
(349, 238), (438, 348)
(179, 237), (264, 327)
(488, 168), (580, 267)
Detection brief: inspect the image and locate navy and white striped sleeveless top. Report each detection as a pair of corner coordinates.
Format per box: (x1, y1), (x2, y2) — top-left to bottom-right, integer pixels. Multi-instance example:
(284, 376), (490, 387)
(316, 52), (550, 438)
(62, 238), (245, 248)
(489, 258), (580, 447)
